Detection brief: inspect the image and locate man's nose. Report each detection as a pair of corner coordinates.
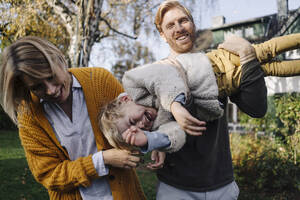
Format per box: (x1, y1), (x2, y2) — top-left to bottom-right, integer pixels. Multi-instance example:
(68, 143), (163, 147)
(175, 23), (184, 33)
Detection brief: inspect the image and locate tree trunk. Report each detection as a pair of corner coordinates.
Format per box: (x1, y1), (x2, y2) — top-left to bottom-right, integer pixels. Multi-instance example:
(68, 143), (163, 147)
(80, 0), (104, 67)
(47, 0), (104, 68)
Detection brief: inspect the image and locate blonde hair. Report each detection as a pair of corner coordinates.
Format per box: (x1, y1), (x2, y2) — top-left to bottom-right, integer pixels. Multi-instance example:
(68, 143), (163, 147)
(98, 97), (135, 151)
(0, 36), (68, 124)
(154, 0), (194, 33)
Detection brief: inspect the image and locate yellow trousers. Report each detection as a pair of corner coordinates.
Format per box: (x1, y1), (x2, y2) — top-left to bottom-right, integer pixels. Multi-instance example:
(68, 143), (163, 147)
(206, 33), (300, 97)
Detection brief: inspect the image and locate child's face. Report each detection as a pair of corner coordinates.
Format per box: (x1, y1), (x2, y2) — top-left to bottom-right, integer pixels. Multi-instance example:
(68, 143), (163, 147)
(115, 101), (157, 134)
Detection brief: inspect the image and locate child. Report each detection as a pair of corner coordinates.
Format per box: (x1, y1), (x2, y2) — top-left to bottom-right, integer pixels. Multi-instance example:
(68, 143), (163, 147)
(100, 34), (300, 153)
(99, 94), (181, 152)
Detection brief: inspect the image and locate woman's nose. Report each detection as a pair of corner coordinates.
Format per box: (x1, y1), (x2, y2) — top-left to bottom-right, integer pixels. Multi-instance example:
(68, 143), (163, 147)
(45, 82), (56, 96)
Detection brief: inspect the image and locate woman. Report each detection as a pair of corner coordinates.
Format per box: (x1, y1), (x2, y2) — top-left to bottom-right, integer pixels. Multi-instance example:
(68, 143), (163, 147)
(0, 36), (146, 200)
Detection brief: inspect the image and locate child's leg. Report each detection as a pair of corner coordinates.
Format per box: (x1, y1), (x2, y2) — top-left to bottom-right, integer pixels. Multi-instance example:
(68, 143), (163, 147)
(206, 49), (241, 98)
(261, 59), (300, 76)
(253, 33), (300, 63)
(208, 39), (267, 117)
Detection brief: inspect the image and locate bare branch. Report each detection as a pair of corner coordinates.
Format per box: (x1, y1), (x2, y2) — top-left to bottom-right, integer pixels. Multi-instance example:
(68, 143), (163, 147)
(100, 17), (137, 39)
(46, 0), (75, 35)
(276, 6), (300, 36)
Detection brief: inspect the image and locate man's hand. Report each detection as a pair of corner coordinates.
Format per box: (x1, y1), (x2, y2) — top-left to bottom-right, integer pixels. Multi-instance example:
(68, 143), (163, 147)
(218, 35), (256, 65)
(122, 126), (148, 147)
(102, 148), (141, 169)
(171, 101), (206, 135)
(147, 150), (166, 170)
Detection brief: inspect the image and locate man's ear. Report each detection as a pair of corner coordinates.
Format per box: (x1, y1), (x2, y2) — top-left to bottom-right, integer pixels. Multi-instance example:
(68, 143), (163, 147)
(160, 32), (167, 43)
(119, 94), (132, 102)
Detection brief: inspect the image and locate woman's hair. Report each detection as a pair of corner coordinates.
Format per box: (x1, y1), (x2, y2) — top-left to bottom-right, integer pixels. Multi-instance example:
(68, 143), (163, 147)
(154, 0), (194, 33)
(0, 36), (68, 124)
(98, 97), (134, 151)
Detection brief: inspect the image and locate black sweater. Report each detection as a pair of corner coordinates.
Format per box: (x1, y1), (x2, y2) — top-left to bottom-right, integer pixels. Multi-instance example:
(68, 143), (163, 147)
(157, 60), (267, 191)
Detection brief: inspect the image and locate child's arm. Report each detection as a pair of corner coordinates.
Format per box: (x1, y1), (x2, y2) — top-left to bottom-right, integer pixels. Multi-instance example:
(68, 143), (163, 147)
(121, 120), (188, 153)
(171, 101), (206, 136)
(175, 52), (224, 121)
(121, 126), (171, 153)
(123, 63), (206, 135)
(122, 63), (189, 113)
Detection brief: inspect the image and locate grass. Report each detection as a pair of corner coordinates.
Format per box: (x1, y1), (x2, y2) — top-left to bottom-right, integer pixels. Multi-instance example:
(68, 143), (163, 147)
(0, 130), (49, 199)
(0, 130), (157, 200)
(1, 130), (297, 200)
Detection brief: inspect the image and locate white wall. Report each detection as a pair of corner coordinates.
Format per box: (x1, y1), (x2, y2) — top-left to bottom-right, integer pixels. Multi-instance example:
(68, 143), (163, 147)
(265, 49), (300, 95)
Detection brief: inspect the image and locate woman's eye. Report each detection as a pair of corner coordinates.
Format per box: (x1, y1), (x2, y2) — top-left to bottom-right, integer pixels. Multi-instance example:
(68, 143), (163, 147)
(47, 76), (54, 81)
(30, 84), (43, 92)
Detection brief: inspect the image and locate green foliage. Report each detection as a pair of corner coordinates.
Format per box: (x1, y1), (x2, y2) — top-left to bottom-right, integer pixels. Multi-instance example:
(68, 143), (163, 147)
(239, 93), (300, 138)
(238, 95), (278, 133)
(231, 133), (300, 199)
(236, 93), (300, 198)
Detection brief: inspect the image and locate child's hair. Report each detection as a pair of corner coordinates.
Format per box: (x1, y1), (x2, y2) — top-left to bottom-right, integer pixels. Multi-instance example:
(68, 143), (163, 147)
(98, 97), (134, 150)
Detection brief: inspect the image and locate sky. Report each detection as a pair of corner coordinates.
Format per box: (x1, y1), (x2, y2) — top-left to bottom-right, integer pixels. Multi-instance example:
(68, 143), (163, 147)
(202, 0), (300, 28)
(93, 0), (300, 71)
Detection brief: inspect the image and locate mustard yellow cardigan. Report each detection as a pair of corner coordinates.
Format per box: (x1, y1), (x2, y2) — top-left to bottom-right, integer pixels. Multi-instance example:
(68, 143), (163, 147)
(18, 67), (146, 200)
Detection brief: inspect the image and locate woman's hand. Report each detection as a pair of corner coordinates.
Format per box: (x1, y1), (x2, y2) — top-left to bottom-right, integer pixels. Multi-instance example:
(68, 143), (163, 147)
(171, 102), (206, 136)
(122, 126), (148, 147)
(147, 150), (166, 170)
(102, 148), (141, 169)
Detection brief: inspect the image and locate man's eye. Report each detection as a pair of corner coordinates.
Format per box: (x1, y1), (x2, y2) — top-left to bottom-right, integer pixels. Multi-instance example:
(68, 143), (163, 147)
(180, 18), (189, 23)
(166, 24), (174, 29)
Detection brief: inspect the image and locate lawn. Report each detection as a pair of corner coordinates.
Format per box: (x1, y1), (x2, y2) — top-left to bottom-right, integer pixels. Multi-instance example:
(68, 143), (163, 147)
(1, 131), (297, 200)
(0, 130), (157, 199)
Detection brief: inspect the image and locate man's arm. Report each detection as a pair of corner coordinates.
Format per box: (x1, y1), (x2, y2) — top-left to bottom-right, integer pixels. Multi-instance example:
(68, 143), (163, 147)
(230, 59), (267, 117)
(218, 36), (267, 117)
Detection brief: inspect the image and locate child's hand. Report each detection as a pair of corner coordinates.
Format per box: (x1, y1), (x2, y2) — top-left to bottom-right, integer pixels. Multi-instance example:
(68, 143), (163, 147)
(171, 102), (206, 136)
(122, 126), (148, 147)
(146, 150), (166, 170)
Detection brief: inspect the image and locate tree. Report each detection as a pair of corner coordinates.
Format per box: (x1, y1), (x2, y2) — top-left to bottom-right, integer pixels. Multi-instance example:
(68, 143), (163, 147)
(1, 0), (217, 69)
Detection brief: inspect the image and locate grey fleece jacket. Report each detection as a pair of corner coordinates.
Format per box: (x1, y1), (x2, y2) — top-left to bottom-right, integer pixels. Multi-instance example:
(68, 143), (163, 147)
(122, 52), (223, 152)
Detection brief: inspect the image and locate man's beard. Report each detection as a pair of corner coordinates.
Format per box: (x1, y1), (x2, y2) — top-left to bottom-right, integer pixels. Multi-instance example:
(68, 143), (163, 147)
(167, 32), (195, 53)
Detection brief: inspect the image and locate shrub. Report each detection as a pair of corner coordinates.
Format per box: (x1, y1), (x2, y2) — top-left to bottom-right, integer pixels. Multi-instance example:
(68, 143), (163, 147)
(231, 134), (299, 194)
(235, 93), (300, 198)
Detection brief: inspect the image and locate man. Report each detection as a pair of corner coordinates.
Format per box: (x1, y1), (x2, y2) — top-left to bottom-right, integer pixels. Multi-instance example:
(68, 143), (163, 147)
(153, 1), (267, 199)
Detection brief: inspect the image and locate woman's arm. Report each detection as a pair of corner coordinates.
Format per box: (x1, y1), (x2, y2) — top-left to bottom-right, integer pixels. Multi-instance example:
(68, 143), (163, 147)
(18, 112), (98, 191)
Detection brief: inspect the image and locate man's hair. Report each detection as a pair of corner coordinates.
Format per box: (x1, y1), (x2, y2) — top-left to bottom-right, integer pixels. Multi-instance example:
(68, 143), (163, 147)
(0, 36), (68, 124)
(98, 97), (134, 151)
(154, 0), (194, 33)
